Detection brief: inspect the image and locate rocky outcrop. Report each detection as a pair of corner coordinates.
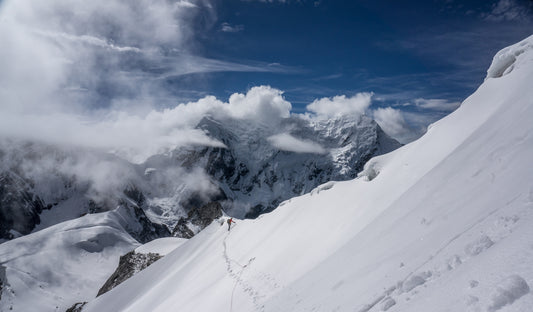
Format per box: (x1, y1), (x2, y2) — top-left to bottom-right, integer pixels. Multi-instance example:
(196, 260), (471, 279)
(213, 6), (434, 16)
(0, 264), (6, 301)
(97, 251), (162, 297)
(122, 203), (171, 244)
(65, 302), (86, 312)
(172, 219), (195, 239)
(0, 172), (50, 240)
(172, 201), (223, 238)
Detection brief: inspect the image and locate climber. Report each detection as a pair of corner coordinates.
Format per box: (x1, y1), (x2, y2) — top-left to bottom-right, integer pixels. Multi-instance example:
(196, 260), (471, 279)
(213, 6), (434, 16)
(227, 217), (236, 231)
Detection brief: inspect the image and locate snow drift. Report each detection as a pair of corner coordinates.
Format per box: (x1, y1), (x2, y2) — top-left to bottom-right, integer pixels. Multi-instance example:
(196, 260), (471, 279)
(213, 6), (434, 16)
(82, 34), (533, 312)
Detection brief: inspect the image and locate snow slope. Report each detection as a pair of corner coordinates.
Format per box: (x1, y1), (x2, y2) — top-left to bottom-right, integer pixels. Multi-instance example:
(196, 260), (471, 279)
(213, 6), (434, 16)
(0, 207), (140, 312)
(134, 237), (186, 256)
(83, 35), (533, 312)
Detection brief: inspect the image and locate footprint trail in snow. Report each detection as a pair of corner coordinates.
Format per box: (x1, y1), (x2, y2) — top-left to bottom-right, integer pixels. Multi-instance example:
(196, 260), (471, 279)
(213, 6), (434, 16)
(223, 232), (263, 312)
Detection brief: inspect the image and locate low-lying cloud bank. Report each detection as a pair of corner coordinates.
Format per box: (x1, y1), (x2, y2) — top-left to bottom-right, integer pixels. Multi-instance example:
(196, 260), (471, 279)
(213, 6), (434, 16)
(0, 86), (293, 163)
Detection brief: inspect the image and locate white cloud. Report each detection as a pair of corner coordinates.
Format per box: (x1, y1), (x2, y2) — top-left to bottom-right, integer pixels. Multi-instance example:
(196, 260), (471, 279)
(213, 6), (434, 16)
(35, 30), (142, 53)
(226, 86), (291, 123)
(221, 22), (244, 33)
(0, 86), (292, 163)
(0, 140), (220, 207)
(267, 133), (327, 154)
(0, 0), (200, 113)
(414, 98), (461, 111)
(0, 0), (284, 115)
(175, 0), (199, 8)
(0, 0), (296, 163)
(306, 92), (373, 119)
(372, 107), (414, 144)
(482, 0), (532, 22)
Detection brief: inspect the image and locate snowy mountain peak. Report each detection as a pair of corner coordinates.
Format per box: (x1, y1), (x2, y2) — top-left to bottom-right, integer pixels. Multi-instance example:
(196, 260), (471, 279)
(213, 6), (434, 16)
(168, 113), (401, 218)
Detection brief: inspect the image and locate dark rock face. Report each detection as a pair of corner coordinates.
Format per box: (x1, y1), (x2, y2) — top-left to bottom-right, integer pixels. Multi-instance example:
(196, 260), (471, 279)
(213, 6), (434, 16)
(0, 172), (49, 240)
(0, 264), (6, 301)
(97, 251), (162, 297)
(178, 189), (228, 214)
(0, 171), (170, 243)
(0, 140), (172, 243)
(187, 201), (224, 229)
(172, 115), (402, 218)
(172, 201), (223, 238)
(124, 203), (171, 244)
(172, 219), (194, 239)
(65, 302), (86, 312)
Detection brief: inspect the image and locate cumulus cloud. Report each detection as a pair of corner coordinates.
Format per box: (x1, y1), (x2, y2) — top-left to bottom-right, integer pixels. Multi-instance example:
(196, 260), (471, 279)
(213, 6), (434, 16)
(306, 92), (373, 119)
(226, 86), (291, 122)
(372, 107), (415, 144)
(0, 0), (295, 163)
(267, 133), (327, 154)
(0, 0), (444, 167)
(0, 86), (292, 163)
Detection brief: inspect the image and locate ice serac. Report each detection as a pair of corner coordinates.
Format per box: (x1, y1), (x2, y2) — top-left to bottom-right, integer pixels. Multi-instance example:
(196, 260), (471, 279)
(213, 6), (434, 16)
(83, 35), (533, 312)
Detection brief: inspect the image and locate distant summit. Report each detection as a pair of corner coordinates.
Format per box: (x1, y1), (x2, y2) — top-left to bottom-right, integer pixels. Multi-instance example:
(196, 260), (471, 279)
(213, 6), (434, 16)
(165, 114), (400, 219)
(0, 112), (400, 240)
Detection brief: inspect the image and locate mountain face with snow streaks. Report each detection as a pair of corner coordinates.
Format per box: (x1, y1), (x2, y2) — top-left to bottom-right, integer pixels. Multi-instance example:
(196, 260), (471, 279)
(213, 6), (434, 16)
(168, 114), (401, 218)
(80, 35), (533, 312)
(0, 113), (399, 240)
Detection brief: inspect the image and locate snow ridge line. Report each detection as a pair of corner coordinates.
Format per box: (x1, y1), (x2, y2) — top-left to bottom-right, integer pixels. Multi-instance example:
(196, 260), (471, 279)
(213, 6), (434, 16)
(223, 233), (261, 312)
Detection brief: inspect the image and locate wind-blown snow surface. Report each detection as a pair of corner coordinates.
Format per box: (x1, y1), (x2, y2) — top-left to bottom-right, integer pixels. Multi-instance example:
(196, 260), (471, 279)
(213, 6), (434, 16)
(0, 207), (141, 311)
(86, 35), (533, 312)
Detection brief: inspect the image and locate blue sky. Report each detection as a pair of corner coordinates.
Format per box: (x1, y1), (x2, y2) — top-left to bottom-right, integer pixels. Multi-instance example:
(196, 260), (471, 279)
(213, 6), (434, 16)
(188, 0), (532, 111)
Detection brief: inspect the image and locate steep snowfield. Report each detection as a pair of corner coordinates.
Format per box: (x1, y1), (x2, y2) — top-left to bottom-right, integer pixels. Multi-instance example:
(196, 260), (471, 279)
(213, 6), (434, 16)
(82, 35), (533, 312)
(0, 208), (141, 312)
